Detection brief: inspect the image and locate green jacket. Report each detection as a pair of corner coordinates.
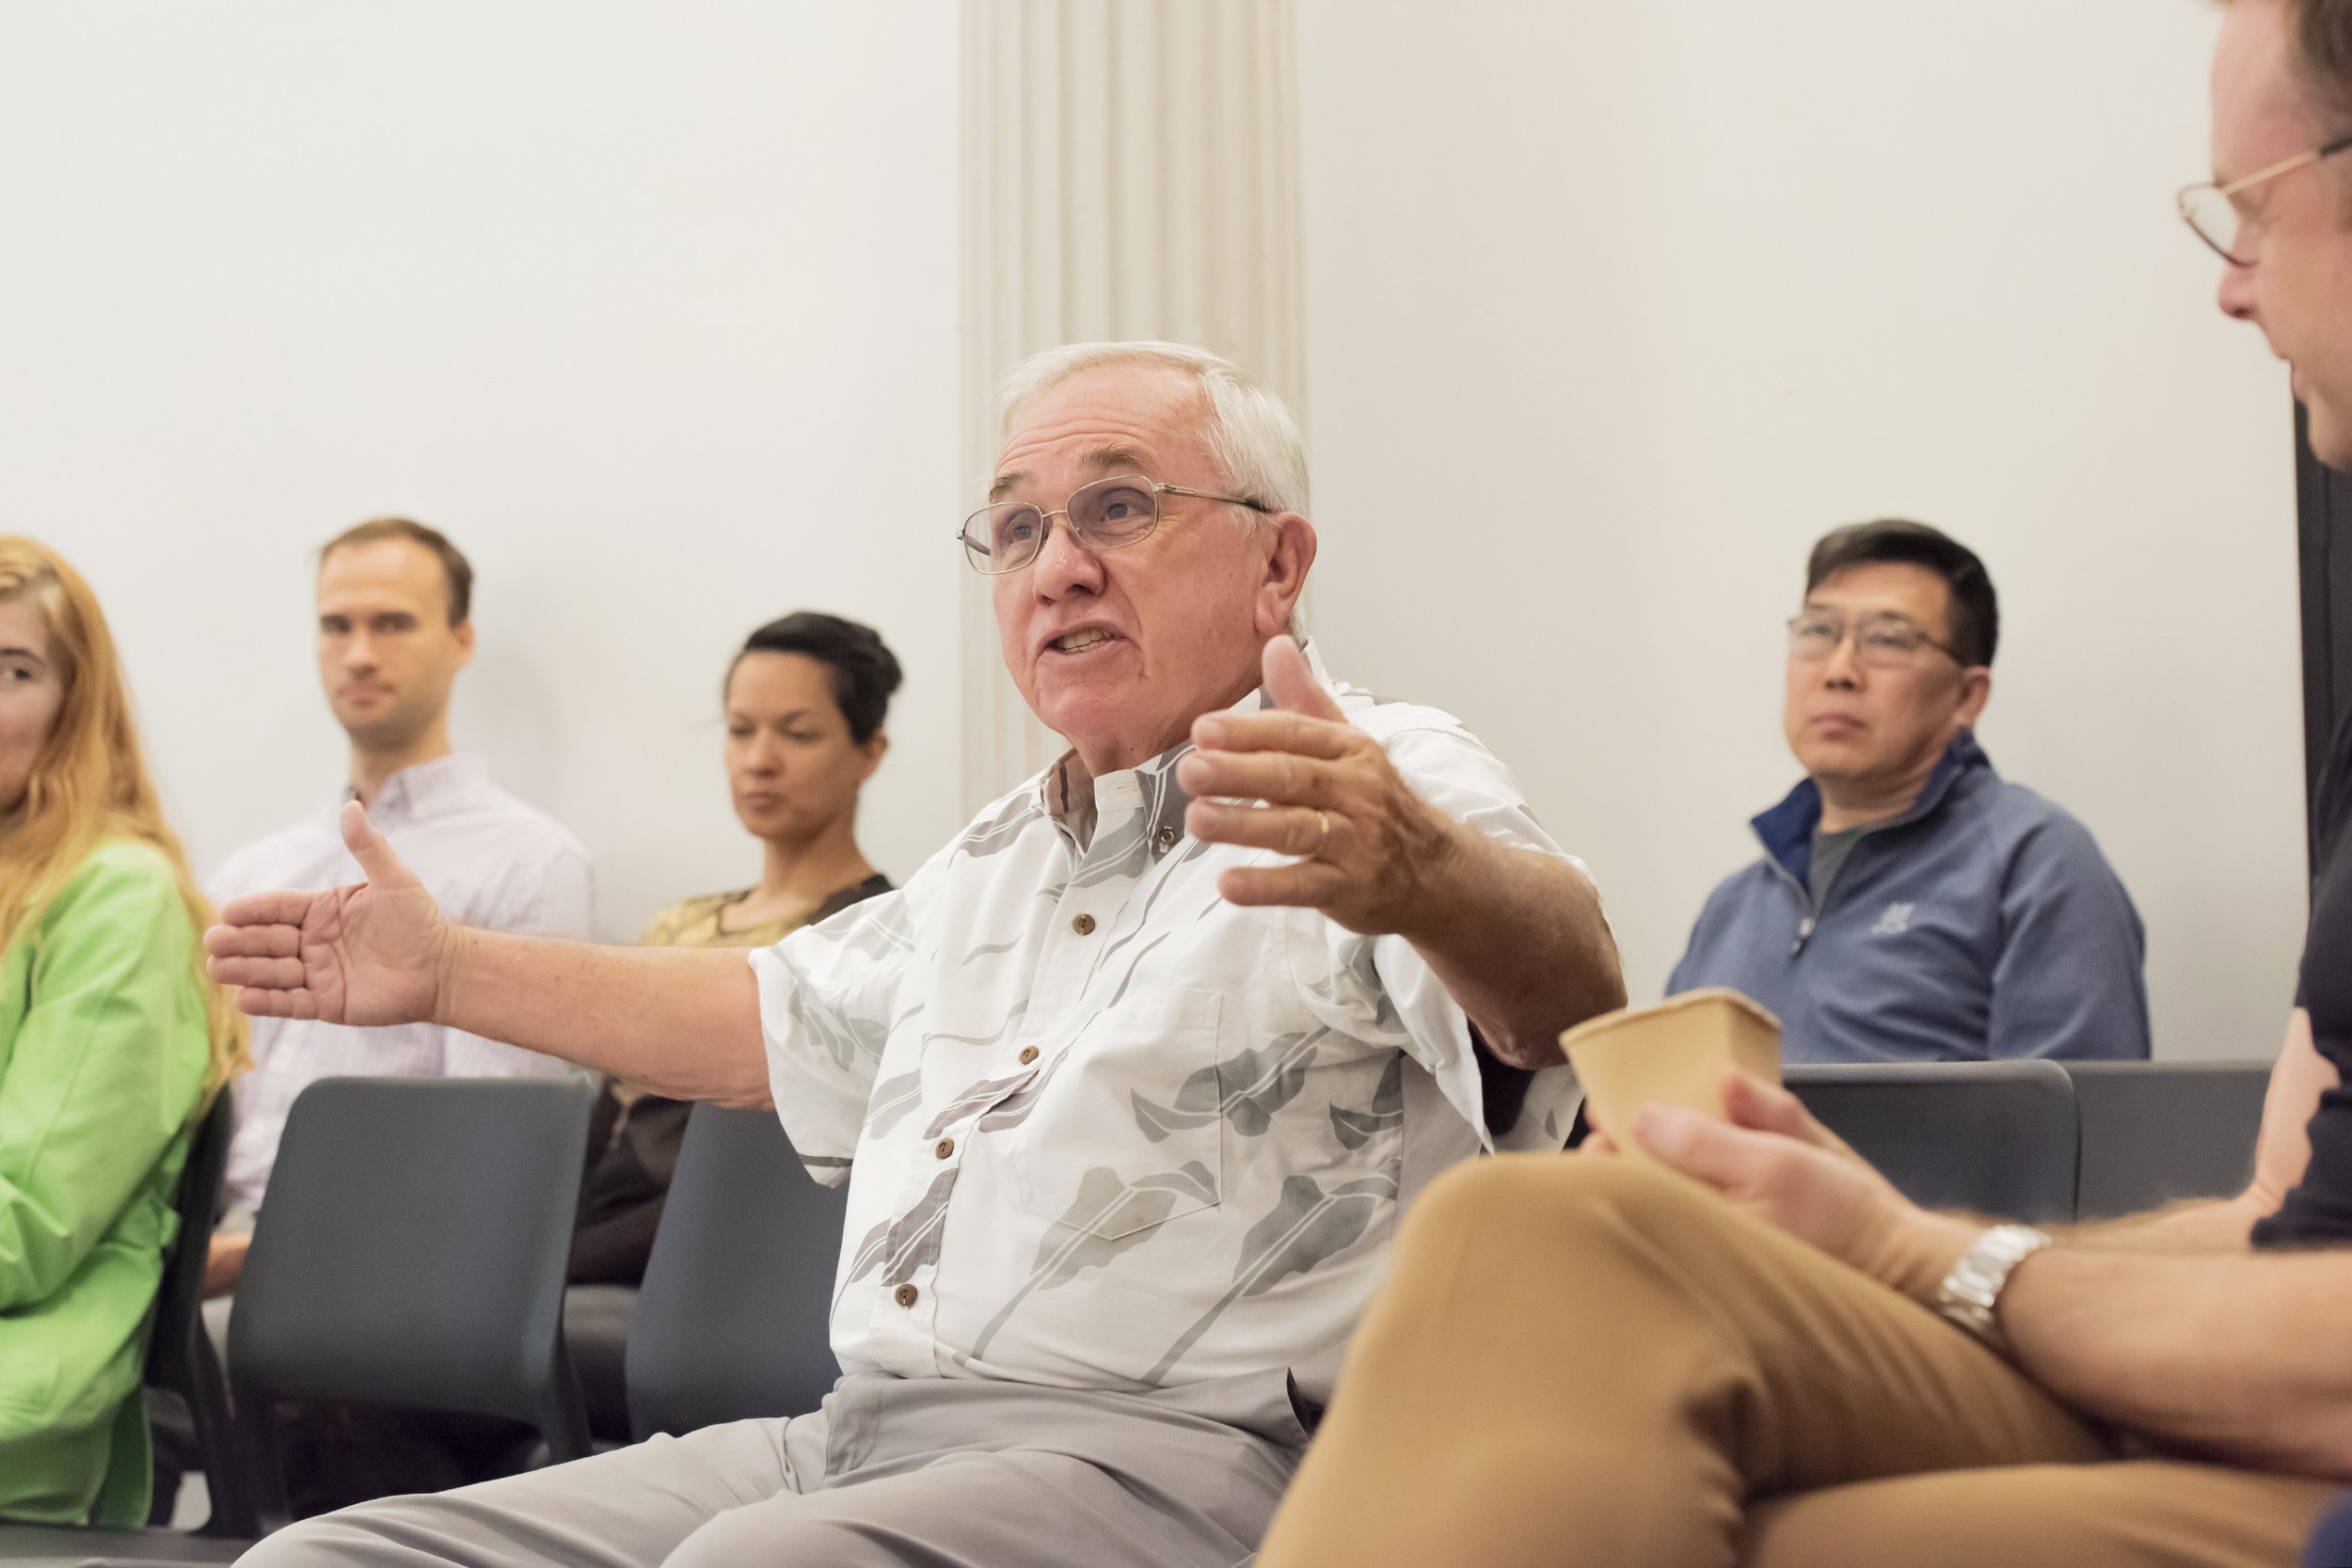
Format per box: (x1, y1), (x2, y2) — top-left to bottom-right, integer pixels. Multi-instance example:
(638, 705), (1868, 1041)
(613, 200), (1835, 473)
(0, 839), (210, 1526)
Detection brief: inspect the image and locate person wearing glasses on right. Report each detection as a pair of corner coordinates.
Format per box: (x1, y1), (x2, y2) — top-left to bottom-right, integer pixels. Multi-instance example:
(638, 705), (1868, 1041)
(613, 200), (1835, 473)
(1258, 5), (2352, 1564)
(1666, 519), (2149, 1064)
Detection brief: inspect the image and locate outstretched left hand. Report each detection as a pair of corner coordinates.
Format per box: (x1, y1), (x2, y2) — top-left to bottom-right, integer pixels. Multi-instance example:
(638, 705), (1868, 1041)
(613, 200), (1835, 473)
(1176, 635), (1466, 940)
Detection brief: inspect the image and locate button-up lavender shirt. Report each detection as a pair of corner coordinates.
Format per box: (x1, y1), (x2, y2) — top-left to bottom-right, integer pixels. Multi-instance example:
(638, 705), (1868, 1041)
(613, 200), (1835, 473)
(208, 753), (595, 1223)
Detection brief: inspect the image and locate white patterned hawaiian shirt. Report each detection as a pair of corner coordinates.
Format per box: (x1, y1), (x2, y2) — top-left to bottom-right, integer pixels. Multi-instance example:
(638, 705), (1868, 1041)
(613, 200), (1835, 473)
(749, 646), (1587, 1406)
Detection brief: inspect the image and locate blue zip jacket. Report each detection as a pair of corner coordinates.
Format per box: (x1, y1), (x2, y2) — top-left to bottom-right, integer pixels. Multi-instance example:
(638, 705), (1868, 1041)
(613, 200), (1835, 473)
(1665, 733), (2150, 1065)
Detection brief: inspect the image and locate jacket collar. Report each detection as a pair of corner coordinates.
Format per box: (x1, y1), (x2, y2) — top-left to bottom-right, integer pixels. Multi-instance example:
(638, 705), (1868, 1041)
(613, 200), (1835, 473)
(1750, 731), (1993, 886)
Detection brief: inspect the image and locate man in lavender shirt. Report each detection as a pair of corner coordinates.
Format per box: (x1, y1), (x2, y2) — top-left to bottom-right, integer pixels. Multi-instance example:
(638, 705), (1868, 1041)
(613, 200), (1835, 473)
(202, 518), (592, 1296)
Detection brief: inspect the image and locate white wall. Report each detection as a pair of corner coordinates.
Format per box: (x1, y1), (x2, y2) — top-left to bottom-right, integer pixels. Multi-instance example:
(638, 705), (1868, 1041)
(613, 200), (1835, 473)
(0, 3), (965, 939)
(1297, 2), (2308, 1059)
(2, 3), (2312, 1061)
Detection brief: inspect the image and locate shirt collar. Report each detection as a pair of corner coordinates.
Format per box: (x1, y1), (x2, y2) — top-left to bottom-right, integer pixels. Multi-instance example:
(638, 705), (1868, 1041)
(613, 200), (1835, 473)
(345, 752), (490, 825)
(1040, 639), (1338, 856)
(1750, 730), (1994, 881)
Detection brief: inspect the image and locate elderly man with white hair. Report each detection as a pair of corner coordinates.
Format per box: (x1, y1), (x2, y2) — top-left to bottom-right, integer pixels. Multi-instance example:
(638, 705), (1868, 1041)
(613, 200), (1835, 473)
(209, 341), (1626, 1568)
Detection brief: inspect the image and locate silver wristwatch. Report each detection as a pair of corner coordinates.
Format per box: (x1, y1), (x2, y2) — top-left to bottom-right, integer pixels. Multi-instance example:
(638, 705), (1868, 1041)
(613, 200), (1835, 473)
(1934, 1224), (2054, 1353)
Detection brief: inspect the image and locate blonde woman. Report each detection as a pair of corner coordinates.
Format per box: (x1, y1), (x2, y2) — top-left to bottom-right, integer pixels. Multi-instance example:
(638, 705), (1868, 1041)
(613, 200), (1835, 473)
(0, 538), (246, 1526)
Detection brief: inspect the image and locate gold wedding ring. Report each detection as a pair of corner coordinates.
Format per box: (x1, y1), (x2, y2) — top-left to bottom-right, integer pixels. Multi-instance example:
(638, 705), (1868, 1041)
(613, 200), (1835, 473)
(1313, 808), (1332, 854)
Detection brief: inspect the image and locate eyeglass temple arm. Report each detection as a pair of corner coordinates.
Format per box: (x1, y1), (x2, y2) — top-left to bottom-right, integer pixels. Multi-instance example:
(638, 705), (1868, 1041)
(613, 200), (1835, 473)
(1156, 482), (1273, 514)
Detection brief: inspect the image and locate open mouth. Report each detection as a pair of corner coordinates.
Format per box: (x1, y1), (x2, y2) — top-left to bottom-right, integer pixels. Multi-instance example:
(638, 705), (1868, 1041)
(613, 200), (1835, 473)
(1046, 627), (1120, 655)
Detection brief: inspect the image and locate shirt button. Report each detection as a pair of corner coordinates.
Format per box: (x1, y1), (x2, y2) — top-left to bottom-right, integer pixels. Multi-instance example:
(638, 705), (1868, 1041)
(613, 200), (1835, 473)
(1072, 912), (1096, 936)
(1018, 1046), (1039, 1066)
(1157, 825), (1179, 850)
(894, 1283), (918, 1309)
(934, 1137), (955, 1160)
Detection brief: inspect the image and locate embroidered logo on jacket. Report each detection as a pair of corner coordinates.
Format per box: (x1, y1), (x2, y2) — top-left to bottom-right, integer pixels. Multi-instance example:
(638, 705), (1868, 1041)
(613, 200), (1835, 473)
(1870, 902), (1915, 937)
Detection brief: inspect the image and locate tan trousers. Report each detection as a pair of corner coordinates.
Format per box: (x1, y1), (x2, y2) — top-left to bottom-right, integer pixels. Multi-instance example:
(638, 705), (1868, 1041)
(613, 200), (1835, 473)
(1258, 1156), (2343, 1568)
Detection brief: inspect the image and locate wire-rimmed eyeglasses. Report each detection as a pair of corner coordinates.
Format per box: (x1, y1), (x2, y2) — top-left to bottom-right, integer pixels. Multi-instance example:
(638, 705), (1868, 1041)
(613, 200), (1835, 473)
(957, 474), (1271, 575)
(1787, 610), (1969, 671)
(2178, 131), (2352, 265)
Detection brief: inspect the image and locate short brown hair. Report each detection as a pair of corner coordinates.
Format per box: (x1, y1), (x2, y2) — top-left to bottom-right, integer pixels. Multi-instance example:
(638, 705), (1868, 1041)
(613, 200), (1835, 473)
(2279, 0), (2352, 122)
(318, 517), (473, 626)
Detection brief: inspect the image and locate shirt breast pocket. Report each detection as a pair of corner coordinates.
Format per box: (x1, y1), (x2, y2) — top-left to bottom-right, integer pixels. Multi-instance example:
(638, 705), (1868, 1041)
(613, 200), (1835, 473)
(1009, 989), (1226, 1241)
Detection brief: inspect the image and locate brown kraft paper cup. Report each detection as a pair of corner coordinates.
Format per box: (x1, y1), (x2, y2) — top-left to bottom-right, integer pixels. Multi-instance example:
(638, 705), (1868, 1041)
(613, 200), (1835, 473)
(1559, 988), (1783, 1152)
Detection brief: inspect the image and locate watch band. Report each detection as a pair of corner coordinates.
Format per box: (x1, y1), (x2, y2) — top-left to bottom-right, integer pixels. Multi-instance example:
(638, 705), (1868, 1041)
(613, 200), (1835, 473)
(1934, 1224), (2054, 1353)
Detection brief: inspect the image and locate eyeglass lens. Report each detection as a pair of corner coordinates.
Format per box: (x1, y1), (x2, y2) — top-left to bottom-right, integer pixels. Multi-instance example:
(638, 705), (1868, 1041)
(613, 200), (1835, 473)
(1788, 613), (1935, 668)
(2180, 186), (2246, 263)
(961, 477), (1162, 574)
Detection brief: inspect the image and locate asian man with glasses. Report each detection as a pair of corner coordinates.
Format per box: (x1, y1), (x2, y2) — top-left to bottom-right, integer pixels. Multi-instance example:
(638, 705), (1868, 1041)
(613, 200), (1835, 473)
(1664, 518), (2151, 1065)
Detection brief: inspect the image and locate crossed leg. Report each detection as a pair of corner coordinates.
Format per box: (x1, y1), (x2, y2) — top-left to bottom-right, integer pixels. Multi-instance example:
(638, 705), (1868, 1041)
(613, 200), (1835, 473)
(1259, 1155), (2328, 1568)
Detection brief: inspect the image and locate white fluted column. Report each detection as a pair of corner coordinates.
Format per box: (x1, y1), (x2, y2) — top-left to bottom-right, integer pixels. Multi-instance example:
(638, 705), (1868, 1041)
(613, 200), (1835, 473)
(958, 0), (1307, 813)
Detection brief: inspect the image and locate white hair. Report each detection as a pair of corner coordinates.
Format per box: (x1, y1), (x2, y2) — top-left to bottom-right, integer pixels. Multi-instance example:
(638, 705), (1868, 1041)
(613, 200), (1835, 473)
(993, 341), (1311, 519)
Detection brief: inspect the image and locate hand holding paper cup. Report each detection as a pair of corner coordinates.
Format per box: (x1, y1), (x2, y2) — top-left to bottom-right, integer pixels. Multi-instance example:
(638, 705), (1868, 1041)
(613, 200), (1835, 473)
(1559, 989), (1782, 1153)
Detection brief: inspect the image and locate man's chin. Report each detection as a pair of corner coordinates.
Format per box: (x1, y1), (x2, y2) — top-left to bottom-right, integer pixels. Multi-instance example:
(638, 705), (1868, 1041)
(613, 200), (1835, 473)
(1030, 686), (1168, 764)
(1790, 742), (1874, 783)
(336, 710), (428, 752)
(2307, 396), (2352, 473)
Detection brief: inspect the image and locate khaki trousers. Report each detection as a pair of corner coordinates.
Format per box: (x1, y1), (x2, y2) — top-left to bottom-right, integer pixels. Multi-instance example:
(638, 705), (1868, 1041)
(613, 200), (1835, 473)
(1257, 1156), (2343, 1568)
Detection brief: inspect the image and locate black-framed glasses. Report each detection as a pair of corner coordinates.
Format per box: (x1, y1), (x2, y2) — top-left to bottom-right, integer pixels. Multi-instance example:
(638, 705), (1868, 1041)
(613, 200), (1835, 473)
(1787, 610), (1968, 670)
(957, 473), (1271, 575)
(2178, 131), (2352, 265)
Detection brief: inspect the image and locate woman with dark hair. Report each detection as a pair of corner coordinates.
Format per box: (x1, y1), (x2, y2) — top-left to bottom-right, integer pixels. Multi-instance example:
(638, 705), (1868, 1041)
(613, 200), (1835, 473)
(569, 612), (901, 1286)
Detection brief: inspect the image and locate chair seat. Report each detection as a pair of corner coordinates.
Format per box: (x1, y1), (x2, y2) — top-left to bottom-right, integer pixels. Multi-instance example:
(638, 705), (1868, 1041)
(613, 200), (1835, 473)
(0, 1524), (246, 1562)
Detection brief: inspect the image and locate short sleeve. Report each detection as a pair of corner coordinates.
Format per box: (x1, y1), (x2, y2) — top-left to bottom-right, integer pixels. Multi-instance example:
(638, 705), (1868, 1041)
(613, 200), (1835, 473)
(750, 873), (930, 1184)
(1288, 722), (1587, 1153)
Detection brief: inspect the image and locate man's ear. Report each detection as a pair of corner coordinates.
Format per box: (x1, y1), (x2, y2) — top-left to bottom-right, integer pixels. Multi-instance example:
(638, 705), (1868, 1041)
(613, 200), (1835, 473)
(1253, 514), (1317, 639)
(452, 618), (477, 670)
(1955, 666), (1993, 728)
(858, 729), (890, 783)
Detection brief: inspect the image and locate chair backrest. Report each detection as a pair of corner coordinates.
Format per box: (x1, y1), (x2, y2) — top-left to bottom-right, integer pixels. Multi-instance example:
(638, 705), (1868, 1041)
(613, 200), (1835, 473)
(143, 1088), (257, 1537)
(625, 1103), (848, 1441)
(228, 1076), (596, 1522)
(2066, 1060), (2268, 1221)
(1786, 1060), (2078, 1223)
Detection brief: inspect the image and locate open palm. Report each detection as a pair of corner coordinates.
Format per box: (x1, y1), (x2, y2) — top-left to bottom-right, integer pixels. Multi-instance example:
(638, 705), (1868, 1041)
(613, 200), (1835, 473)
(205, 801), (452, 1026)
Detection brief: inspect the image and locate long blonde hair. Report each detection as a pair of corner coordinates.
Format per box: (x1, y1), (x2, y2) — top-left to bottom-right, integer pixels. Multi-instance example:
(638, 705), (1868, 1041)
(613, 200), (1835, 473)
(0, 538), (248, 1096)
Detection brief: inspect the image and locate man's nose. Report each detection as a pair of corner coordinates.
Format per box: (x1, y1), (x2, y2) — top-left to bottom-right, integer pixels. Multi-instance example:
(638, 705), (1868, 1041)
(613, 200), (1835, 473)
(2217, 258), (2258, 323)
(1028, 515), (1104, 600)
(1821, 634), (1865, 688)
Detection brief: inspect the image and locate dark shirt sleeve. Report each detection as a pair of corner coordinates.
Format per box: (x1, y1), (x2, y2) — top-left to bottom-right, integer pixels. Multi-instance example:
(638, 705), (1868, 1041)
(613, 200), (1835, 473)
(2253, 711), (2352, 1247)
(1985, 815), (2152, 1061)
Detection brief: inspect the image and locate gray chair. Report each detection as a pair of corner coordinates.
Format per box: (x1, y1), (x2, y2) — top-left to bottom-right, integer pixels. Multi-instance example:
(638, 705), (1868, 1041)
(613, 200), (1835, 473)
(624, 1103), (848, 1441)
(140, 1090), (254, 1537)
(562, 1285), (638, 1445)
(2066, 1060), (2269, 1221)
(227, 1076), (597, 1532)
(1786, 1060), (2079, 1224)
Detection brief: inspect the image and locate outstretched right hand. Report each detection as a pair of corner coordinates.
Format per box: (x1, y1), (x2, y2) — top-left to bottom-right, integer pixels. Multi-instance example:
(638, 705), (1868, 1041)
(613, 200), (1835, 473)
(204, 801), (453, 1026)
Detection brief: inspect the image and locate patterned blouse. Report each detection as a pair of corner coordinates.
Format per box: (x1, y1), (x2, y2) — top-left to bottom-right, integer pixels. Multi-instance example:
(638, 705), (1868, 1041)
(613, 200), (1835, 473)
(641, 875), (895, 951)
(747, 644), (1586, 1407)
